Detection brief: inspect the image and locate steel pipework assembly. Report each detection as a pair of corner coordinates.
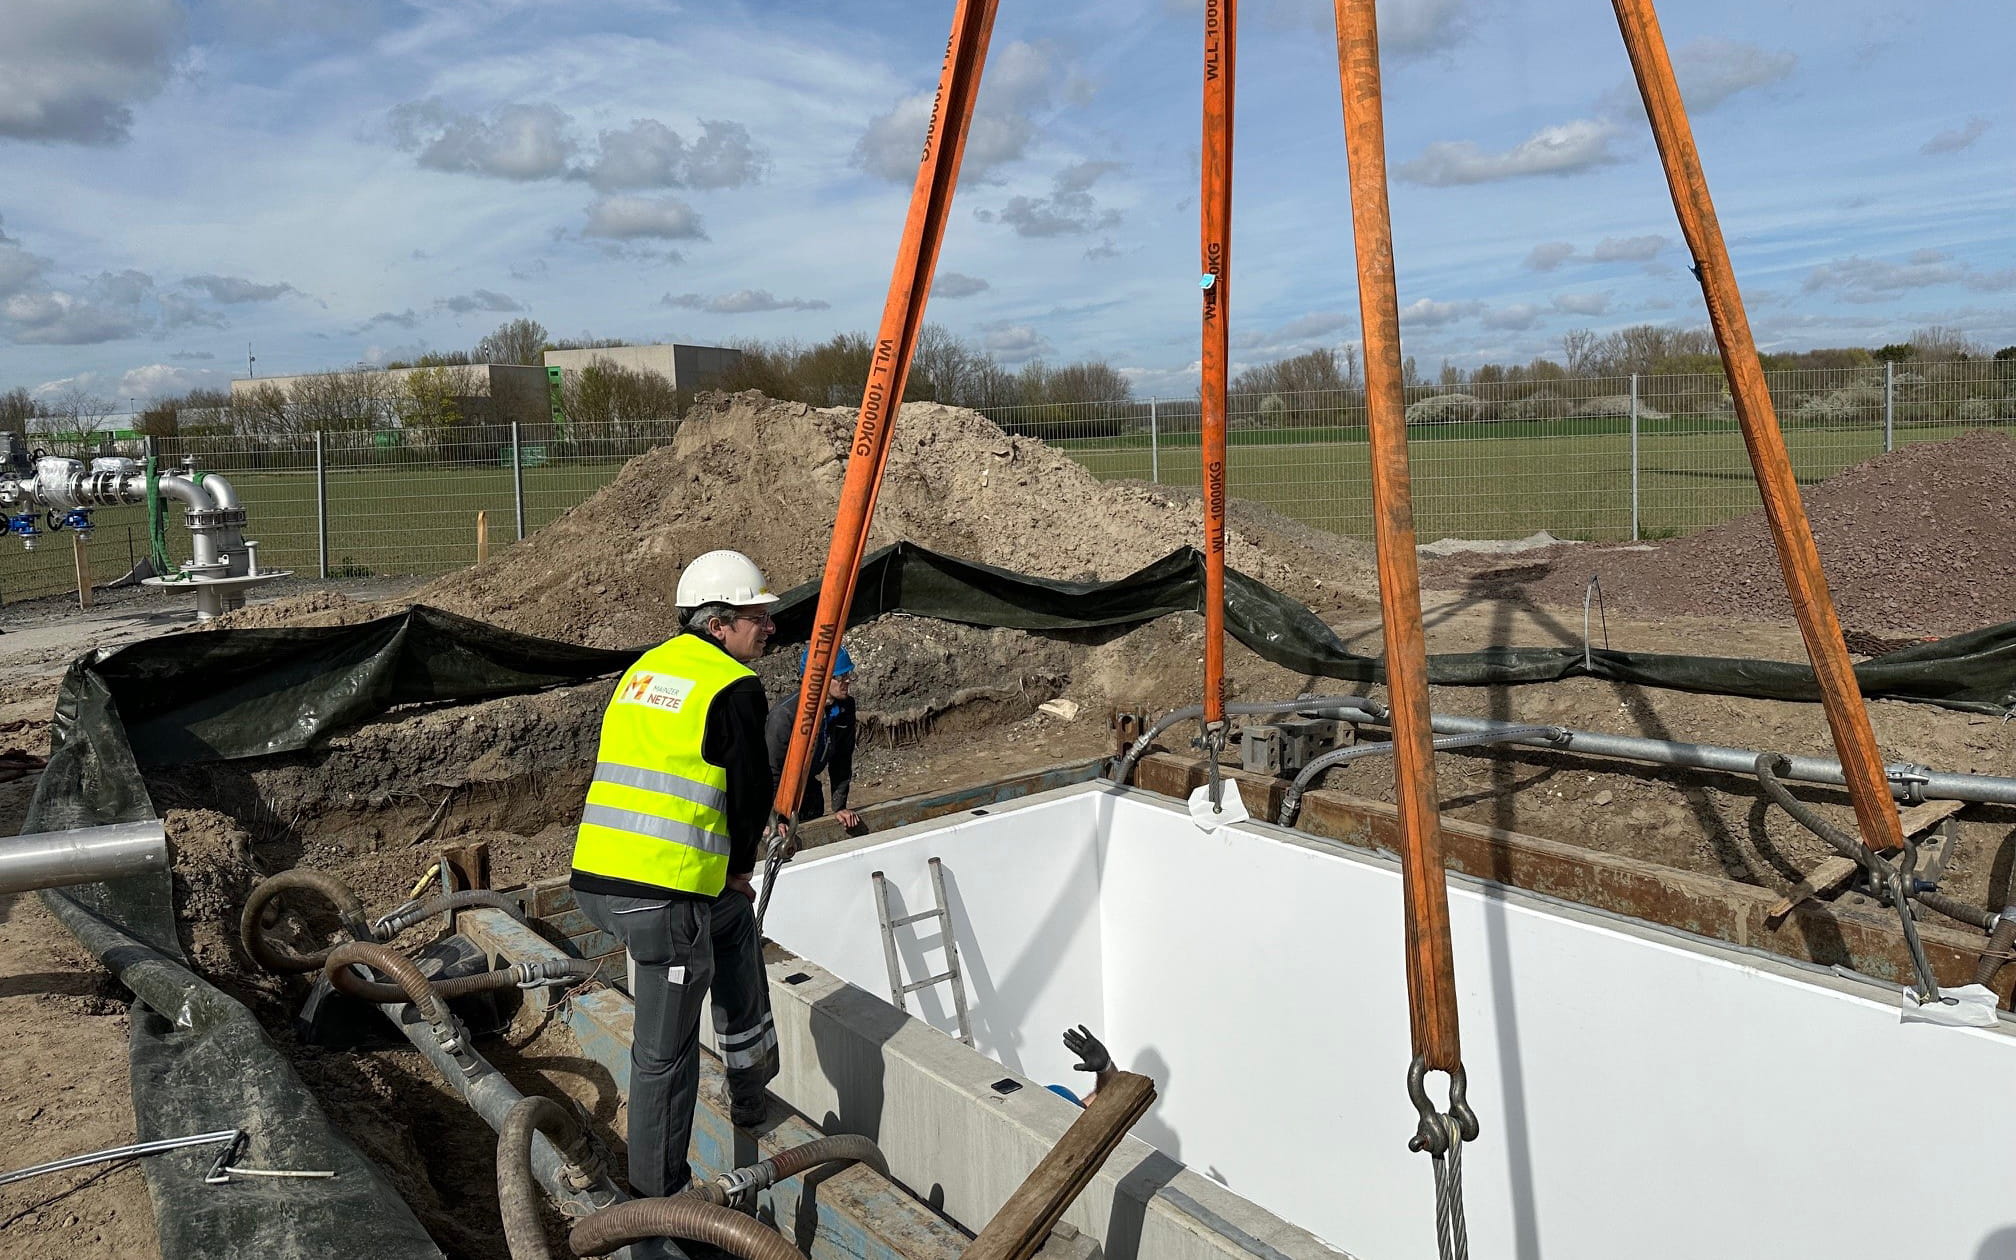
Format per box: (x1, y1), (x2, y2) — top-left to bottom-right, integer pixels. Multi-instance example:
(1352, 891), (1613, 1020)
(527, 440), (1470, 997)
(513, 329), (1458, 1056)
(0, 444), (285, 618)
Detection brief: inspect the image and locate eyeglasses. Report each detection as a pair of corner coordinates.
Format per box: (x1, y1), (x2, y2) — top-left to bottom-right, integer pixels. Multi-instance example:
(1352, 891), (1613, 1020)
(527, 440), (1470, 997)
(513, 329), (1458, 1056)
(727, 611), (774, 627)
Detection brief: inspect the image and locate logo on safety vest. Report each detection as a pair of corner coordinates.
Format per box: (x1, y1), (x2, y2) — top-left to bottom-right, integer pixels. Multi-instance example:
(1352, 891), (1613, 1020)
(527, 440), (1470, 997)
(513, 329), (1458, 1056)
(618, 671), (698, 712)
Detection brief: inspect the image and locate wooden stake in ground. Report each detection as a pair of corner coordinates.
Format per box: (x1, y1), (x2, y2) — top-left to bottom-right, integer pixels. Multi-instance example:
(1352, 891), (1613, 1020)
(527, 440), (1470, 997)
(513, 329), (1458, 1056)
(475, 510), (489, 565)
(1611, 0), (1905, 857)
(73, 531), (92, 610)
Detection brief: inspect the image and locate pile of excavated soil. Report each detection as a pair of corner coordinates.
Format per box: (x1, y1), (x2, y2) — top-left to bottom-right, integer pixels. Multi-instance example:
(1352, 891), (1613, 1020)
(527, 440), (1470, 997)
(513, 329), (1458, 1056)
(412, 392), (1379, 648)
(1426, 430), (2016, 636)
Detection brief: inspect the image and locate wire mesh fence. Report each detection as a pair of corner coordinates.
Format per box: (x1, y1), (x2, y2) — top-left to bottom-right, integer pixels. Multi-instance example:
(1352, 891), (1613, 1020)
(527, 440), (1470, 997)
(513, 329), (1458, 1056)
(983, 357), (2016, 543)
(1, 359), (2010, 605)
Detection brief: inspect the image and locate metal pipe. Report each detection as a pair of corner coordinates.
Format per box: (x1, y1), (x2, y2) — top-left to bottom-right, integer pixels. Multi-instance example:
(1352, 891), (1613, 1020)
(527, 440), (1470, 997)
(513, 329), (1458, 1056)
(1121, 697), (2016, 806)
(1342, 706), (2016, 806)
(511, 420), (526, 542)
(0, 1129), (240, 1189)
(1279, 727), (1566, 827)
(151, 473), (221, 569)
(364, 952), (643, 1257)
(315, 431), (329, 580)
(200, 473), (242, 510)
(0, 821), (167, 895)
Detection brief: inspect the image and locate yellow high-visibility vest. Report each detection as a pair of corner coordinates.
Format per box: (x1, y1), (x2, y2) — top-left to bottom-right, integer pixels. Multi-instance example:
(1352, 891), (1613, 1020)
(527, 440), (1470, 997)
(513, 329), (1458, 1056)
(571, 634), (753, 897)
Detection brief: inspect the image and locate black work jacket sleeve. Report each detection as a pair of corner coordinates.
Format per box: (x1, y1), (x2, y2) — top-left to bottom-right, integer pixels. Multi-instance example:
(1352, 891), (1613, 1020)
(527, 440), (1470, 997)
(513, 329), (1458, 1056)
(704, 675), (772, 877)
(825, 696), (857, 813)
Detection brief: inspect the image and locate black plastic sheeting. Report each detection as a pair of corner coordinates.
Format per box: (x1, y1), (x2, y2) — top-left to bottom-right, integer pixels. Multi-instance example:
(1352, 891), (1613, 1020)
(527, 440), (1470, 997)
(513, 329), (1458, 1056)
(26, 545), (2016, 1257)
(773, 541), (2016, 716)
(14, 608), (638, 1260)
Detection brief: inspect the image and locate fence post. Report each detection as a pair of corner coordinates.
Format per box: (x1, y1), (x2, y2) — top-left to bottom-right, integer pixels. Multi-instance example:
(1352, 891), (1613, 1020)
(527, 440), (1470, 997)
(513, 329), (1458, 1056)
(1883, 360), (1895, 453)
(1629, 372), (1641, 542)
(314, 430), (329, 580)
(1149, 397), (1160, 484)
(511, 420), (526, 540)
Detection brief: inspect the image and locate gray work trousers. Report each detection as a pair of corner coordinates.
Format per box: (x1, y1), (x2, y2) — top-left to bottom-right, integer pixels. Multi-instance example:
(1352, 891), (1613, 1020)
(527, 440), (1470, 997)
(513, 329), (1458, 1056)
(577, 888), (776, 1197)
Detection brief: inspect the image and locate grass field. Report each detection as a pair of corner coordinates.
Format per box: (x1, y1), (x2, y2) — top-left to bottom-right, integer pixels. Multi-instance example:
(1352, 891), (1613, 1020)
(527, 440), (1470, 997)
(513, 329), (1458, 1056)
(1, 418), (2003, 605)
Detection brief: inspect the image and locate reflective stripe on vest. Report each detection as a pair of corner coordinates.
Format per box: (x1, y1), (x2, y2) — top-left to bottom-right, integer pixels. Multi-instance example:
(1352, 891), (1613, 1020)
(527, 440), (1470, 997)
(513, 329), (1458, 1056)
(570, 635), (754, 897)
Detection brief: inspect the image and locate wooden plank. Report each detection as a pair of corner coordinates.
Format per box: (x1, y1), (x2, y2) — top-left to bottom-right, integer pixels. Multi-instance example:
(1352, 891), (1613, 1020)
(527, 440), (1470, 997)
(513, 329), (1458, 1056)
(963, 1073), (1157, 1260)
(1897, 798), (1965, 836)
(1766, 856), (1861, 928)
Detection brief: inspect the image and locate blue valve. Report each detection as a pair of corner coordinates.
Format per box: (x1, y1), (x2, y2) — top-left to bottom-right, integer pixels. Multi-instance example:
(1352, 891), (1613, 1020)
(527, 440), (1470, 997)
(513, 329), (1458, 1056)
(49, 507), (94, 536)
(6, 512), (43, 550)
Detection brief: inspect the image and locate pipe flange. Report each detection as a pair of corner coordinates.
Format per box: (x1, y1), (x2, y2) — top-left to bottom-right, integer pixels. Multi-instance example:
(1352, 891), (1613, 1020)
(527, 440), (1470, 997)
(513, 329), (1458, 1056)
(183, 507), (248, 528)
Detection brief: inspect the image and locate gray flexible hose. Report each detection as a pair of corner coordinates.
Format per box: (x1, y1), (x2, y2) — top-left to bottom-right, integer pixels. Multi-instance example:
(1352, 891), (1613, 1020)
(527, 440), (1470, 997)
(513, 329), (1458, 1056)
(1114, 697), (1388, 784)
(325, 940), (461, 1052)
(240, 869), (374, 973)
(329, 954), (596, 1006)
(499, 1096), (602, 1260)
(568, 1196), (810, 1260)
(1278, 726), (1565, 827)
(706, 1134), (889, 1207)
(378, 889), (520, 938)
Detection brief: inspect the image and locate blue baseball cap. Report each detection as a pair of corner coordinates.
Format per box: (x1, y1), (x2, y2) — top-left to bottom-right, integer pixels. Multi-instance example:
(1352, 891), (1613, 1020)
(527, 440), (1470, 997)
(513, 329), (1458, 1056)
(798, 645), (855, 677)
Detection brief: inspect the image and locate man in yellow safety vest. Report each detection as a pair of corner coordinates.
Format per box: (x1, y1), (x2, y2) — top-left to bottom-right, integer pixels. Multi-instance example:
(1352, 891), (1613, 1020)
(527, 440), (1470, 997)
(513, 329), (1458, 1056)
(570, 549), (781, 1199)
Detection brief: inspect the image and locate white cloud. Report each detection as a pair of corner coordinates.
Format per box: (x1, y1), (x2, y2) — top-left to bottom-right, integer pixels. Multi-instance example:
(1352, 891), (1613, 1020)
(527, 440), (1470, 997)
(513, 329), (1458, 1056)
(0, 0), (184, 145)
(390, 99), (576, 181)
(1396, 119), (1622, 186)
(581, 195), (707, 241)
(932, 273), (990, 299)
(119, 362), (221, 399)
(1591, 235), (1667, 263)
(437, 289), (523, 314)
(1921, 117), (1991, 156)
(1599, 39), (1796, 121)
(978, 160), (1125, 237)
(854, 41), (1062, 183)
(1218, 0), (1474, 56)
(3, 290), (147, 345)
(1524, 241), (1577, 271)
(575, 118), (768, 191)
(983, 323), (1051, 362)
(662, 290), (831, 314)
(183, 274), (299, 303)
(1552, 291), (1612, 316)
(1802, 250), (2016, 303)
(1481, 303), (1541, 331)
(1233, 310), (1358, 354)
(1398, 298), (1483, 327)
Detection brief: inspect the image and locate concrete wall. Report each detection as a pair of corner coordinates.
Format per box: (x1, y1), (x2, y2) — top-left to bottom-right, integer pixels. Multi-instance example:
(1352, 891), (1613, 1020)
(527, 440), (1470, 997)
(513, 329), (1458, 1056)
(542, 343), (742, 390)
(763, 784), (2016, 1260)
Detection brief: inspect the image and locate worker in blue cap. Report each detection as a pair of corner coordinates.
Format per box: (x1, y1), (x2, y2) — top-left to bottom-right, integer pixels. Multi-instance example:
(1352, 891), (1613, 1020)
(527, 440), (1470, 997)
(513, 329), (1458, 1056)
(765, 644), (862, 831)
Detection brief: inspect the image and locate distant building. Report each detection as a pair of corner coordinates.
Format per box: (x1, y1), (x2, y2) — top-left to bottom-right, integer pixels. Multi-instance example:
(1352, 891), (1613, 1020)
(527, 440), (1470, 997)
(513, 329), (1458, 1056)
(541, 343), (741, 391)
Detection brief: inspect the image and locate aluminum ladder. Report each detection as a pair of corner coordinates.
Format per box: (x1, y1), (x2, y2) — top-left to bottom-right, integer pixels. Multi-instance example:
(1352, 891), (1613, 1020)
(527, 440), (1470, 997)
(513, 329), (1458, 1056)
(871, 857), (973, 1045)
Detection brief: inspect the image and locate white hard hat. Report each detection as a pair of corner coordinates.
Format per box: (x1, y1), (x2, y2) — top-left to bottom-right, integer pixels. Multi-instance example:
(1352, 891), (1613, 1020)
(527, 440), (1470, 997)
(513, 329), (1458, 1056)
(676, 549), (779, 608)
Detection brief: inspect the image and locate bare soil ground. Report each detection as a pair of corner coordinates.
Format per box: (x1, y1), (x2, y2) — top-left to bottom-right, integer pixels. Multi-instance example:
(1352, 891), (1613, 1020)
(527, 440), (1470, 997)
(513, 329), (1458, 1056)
(2, 396), (2011, 1256)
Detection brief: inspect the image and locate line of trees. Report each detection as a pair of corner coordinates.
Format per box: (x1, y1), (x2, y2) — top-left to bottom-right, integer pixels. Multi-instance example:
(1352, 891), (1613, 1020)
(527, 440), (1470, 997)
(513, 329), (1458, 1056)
(13, 314), (2012, 447)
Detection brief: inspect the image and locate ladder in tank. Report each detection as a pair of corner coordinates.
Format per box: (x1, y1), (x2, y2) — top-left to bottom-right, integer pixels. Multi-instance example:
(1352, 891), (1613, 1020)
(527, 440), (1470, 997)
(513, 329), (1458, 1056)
(871, 857), (973, 1045)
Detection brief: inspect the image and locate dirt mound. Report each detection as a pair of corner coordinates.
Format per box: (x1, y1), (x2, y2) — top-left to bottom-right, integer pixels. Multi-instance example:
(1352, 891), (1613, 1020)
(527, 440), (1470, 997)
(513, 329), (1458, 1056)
(200, 589), (371, 631)
(412, 391), (1378, 647)
(1426, 430), (2016, 636)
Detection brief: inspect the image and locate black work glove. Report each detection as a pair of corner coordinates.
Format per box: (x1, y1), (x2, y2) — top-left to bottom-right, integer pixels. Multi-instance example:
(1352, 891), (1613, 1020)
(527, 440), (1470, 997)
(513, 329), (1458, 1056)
(1061, 1024), (1112, 1075)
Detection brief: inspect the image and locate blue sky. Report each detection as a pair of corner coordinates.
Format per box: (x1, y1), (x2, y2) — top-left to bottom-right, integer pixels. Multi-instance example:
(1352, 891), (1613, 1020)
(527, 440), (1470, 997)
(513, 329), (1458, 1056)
(1, 0), (2010, 404)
